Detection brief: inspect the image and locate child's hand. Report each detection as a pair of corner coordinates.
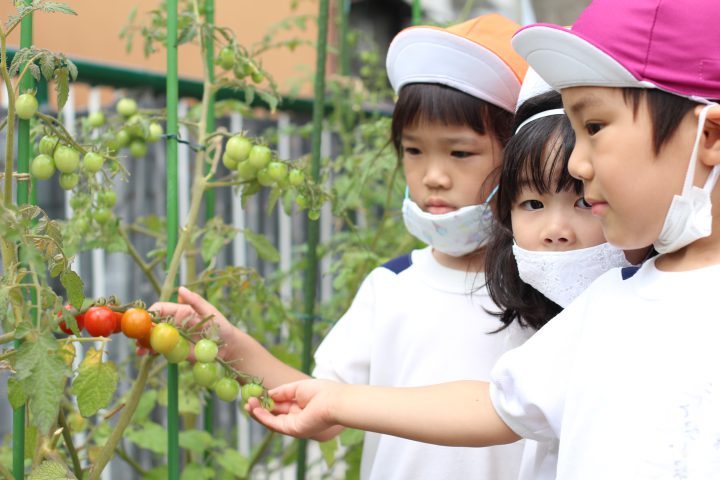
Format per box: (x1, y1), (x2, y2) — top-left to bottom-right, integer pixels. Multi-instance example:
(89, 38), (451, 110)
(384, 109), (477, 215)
(247, 379), (345, 440)
(149, 287), (237, 359)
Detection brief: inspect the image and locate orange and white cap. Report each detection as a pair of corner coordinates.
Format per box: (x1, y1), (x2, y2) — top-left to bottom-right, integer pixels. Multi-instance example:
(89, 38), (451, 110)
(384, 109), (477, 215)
(386, 14), (527, 112)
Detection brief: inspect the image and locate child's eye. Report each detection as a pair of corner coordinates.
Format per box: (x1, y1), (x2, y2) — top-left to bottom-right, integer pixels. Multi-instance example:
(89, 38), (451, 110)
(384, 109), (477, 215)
(519, 199), (544, 210)
(576, 197), (592, 209)
(403, 147), (421, 155)
(585, 122), (604, 136)
(451, 150), (474, 159)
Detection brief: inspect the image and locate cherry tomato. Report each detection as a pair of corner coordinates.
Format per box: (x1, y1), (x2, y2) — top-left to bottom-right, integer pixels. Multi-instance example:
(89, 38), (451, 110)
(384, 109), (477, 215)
(192, 362), (219, 387)
(121, 308), (153, 340)
(93, 207), (112, 224)
(53, 145), (80, 173)
(38, 135), (59, 156)
(248, 145), (272, 170)
(115, 129), (131, 147)
(147, 123), (163, 143)
(226, 135), (253, 162)
(59, 305), (84, 335)
(87, 111), (105, 128)
(241, 382), (264, 400)
(99, 190), (117, 207)
(112, 311), (123, 334)
(194, 339), (219, 363)
(116, 98), (138, 117)
(266, 162), (288, 183)
(59, 172), (79, 191)
(256, 168), (275, 187)
(129, 140), (147, 158)
(214, 377), (240, 402)
(235, 161), (256, 181)
(218, 46), (235, 70)
(164, 336), (190, 363)
(288, 169), (304, 186)
(136, 323), (154, 350)
(82, 152), (104, 173)
(149, 323), (180, 354)
(30, 154), (55, 180)
(16, 93), (38, 120)
(84, 306), (115, 337)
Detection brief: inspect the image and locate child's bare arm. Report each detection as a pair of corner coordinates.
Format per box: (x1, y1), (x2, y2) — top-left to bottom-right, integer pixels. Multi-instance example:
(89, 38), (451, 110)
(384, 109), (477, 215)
(150, 287), (309, 389)
(249, 379), (520, 447)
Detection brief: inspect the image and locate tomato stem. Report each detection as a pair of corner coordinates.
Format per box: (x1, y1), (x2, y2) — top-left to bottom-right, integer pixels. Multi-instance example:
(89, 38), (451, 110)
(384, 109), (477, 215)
(57, 409), (83, 479)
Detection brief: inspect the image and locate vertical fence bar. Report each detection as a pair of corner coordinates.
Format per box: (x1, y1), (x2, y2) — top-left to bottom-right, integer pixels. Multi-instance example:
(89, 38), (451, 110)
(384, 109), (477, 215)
(165, 0), (180, 478)
(412, 0), (422, 25)
(12, 3), (33, 477)
(297, 0), (330, 478)
(202, 0), (217, 453)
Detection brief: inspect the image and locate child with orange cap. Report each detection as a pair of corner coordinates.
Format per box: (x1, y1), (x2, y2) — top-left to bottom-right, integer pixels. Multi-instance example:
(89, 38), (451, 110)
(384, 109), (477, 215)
(153, 14), (531, 479)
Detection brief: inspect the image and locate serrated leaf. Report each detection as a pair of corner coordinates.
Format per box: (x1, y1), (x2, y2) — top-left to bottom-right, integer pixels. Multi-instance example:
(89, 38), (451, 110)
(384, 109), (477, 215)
(60, 271), (84, 309)
(71, 359), (118, 417)
(319, 437), (338, 467)
(38, 2), (78, 15)
(28, 460), (75, 479)
(40, 53), (55, 80)
(55, 66), (69, 110)
(178, 429), (215, 454)
(339, 427), (364, 446)
(257, 90), (279, 113)
(177, 22), (197, 45)
(65, 58), (78, 81)
(14, 335), (69, 433)
(216, 448), (249, 478)
(8, 376), (27, 410)
(126, 422), (167, 454)
(244, 84), (255, 106)
(29, 62), (41, 81)
(244, 230), (280, 263)
(266, 187), (282, 216)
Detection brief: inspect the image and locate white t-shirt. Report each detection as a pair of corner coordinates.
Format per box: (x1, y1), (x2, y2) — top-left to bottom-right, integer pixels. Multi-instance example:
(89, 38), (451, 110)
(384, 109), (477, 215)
(314, 247), (534, 480)
(491, 257), (720, 480)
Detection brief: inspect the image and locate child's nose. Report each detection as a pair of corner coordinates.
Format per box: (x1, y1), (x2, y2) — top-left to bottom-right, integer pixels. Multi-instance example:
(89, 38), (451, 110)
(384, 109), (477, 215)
(542, 218), (577, 249)
(423, 160), (451, 189)
(568, 145), (593, 182)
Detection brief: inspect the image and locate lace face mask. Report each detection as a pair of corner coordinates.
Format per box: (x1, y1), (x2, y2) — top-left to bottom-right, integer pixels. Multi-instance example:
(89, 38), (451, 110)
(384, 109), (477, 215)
(512, 242), (631, 307)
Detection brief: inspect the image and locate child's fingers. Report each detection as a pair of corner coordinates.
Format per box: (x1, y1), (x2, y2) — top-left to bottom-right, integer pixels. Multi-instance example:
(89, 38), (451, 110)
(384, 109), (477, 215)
(148, 302), (195, 321)
(177, 287), (224, 322)
(268, 382), (303, 403)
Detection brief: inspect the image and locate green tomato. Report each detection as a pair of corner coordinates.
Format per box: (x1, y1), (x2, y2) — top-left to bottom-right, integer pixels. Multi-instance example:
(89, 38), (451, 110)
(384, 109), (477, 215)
(214, 378), (240, 402)
(147, 122), (163, 143)
(59, 173), (79, 191)
(115, 129), (131, 148)
(38, 135), (59, 156)
(194, 339), (219, 363)
(87, 111), (106, 128)
(218, 47), (235, 70)
(93, 207), (112, 224)
(192, 361), (219, 387)
(74, 216), (90, 234)
(126, 115), (146, 138)
(99, 190), (117, 207)
(235, 161), (257, 181)
(248, 145), (272, 170)
(226, 135), (253, 162)
(266, 162), (288, 183)
(288, 169), (305, 186)
(262, 396), (275, 411)
(308, 209), (321, 221)
(69, 194), (90, 210)
(116, 98), (138, 117)
(256, 168), (275, 187)
(241, 382), (264, 400)
(16, 93), (38, 120)
(53, 146), (80, 173)
(222, 152), (238, 170)
(30, 154), (55, 180)
(129, 140), (148, 158)
(82, 152), (104, 173)
(250, 69), (265, 84)
(295, 194), (309, 209)
(164, 336), (190, 364)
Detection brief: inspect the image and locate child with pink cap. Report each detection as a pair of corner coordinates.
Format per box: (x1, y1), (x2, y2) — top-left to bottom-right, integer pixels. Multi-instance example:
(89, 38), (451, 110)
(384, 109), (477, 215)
(153, 14), (536, 480)
(247, 1), (720, 478)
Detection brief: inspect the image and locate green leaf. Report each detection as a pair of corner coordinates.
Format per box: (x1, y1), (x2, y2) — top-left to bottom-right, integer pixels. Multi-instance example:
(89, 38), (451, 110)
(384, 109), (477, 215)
(257, 89), (279, 113)
(38, 2), (78, 15)
(8, 376), (27, 410)
(179, 429), (215, 455)
(179, 464), (214, 480)
(201, 230), (225, 263)
(40, 53), (55, 80)
(319, 437), (338, 467)
(60, 271), (84, 309)
(126, 422), (167, 454)
(25, 425), (38, 460)
(55, 66), (70, 110)
(132, 390), (157, 423)
(339, 428), (364, 446)
(244, 230), (280, 263)
(14, 335), (68, 433)
(28, 460), (75, 479)
(215, 448), (249, 478)
(71, 360), (118, 417)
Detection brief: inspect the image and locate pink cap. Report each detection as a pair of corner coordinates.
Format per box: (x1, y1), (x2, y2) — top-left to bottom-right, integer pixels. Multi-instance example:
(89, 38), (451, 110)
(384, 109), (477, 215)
(512, 0), (720, 101)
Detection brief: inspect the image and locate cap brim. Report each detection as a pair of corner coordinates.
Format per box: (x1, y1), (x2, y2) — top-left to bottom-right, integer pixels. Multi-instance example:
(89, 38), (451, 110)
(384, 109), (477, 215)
(512, 25), (653, 92)
(387, 27), (521, 112)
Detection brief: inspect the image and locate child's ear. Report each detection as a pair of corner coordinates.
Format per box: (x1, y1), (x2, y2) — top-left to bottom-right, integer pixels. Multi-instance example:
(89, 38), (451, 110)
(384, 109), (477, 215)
(699, 105), (720, 167)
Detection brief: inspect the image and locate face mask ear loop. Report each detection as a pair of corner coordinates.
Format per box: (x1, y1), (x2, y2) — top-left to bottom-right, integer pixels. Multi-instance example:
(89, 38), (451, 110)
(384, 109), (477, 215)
(404, 186), (410, 200)
(484, 185), (499, 204)
(683, 104), (714, 194)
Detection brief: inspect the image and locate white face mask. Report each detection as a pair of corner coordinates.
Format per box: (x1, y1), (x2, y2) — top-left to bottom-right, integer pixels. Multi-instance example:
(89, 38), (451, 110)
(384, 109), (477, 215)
(402, 187), (497, 257)
(512, 242), (631, 307)
(654, 103), (720, 254)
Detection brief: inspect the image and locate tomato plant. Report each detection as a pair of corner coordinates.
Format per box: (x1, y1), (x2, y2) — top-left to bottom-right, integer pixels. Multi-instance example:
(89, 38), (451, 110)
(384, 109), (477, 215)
(53, 145), (80, 173)
(15, 92), (38, 119)
(194, 338), (218, 363)
(84, 306), (116, 337)
(214, 377), (240, 402)
(30, 153), (55, 180)
(149, 322), (179, 354)
(192, 361), (219, 387)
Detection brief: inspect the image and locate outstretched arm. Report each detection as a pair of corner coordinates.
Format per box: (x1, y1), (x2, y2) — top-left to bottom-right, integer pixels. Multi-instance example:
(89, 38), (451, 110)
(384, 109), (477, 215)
(249, 379), (520, 447)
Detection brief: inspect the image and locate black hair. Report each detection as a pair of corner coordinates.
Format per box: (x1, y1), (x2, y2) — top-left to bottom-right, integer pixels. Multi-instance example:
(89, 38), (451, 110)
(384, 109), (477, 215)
(390, 83), (515, 157)
(622, 88), (703, 155)
(485, 90), (578, 331)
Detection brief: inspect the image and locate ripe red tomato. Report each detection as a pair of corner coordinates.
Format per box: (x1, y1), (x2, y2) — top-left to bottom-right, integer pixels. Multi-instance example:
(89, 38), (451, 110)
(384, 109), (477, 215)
(112, 311), (123, 334)
(84, 306), (115, 337)
(58, 305), (84, 335)
(121, 308), (153, 340)
(136, 323), (154, 350)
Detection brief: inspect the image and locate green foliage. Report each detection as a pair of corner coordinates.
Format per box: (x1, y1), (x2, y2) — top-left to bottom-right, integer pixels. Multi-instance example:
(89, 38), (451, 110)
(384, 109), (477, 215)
(71, 355), (119, 417)
(28, 460), (75, 480)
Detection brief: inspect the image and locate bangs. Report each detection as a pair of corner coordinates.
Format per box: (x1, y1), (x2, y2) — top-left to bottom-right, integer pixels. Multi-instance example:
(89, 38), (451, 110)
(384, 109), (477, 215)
(391, 83), (514, 154)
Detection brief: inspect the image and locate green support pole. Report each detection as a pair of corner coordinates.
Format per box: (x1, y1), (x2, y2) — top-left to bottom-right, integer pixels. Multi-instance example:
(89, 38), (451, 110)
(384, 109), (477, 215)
(13, 4), (33, 478)
(202, 0), (216, 450)
(297, 0), (330, 478)
(339, 0), (351, 76)
(166, 0), (180, 478)
(412, 0), (422, 25)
